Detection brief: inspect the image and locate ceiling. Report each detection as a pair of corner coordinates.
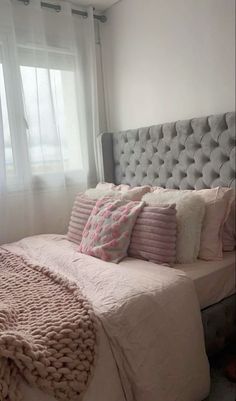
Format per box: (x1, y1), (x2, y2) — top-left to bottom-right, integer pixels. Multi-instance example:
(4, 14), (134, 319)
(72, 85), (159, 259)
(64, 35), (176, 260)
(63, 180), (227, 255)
(70, 0), (120, 11)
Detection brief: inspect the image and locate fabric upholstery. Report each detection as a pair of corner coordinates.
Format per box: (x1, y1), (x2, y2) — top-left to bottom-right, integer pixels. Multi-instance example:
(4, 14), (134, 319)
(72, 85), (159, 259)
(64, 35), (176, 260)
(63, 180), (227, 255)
(128, 204), (177, 265)
(101, 112), (235, 190)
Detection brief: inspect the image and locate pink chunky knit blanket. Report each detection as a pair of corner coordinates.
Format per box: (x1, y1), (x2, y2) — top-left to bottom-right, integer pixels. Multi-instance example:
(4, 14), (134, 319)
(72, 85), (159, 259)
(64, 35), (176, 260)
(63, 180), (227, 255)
(0, 249), (98, 401)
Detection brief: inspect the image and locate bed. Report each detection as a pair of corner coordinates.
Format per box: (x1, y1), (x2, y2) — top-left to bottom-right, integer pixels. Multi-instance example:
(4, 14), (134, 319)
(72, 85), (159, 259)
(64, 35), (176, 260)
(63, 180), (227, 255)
(2, 234), (210, 401)
(100, 110), (236, 356)
(1, 111), (235, 401)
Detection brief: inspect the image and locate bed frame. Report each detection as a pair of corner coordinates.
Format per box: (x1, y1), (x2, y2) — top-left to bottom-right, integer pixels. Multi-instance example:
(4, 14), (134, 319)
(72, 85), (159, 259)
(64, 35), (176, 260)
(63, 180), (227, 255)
(101, 111), (236, 355)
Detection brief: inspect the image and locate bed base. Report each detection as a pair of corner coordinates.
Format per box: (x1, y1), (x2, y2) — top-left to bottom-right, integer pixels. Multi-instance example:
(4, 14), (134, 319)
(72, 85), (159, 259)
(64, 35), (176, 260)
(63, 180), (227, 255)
(202, 294), (236, 356)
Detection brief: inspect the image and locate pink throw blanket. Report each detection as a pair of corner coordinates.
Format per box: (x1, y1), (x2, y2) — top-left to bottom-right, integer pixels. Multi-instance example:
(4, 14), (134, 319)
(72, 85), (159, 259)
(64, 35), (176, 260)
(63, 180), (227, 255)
(0, 249), (98, 401)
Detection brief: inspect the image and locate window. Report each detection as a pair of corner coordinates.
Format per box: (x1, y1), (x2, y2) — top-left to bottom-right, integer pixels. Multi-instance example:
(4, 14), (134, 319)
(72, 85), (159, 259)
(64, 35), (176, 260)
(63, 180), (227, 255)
(21, 64), (82, 175)
(0, 43), (83, 192)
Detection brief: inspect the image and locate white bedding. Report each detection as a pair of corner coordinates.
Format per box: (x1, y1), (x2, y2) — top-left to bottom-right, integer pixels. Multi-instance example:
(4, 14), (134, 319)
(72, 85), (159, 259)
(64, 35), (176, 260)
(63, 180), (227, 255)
(3, 234), (210, 401)
(175, 252), (236, 309)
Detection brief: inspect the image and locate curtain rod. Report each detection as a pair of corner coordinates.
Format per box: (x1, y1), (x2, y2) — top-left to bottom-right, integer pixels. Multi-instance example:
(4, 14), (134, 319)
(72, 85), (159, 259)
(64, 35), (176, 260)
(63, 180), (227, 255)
(18, 0), (107, 23)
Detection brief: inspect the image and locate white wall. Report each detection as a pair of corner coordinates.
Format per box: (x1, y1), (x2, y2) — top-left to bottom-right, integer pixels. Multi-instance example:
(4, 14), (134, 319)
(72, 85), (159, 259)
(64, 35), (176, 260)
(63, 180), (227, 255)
(101, 0), (235, 131)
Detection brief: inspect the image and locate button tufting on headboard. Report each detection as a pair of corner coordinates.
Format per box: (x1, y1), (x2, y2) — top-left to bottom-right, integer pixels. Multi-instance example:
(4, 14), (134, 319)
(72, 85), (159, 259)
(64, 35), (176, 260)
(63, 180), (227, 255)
(101, 112), (236, 189)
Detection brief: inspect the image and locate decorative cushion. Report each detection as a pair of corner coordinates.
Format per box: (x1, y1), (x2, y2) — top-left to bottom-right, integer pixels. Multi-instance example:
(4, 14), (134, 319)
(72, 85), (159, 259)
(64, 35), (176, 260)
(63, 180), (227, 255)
(151, 186), (234, 260)
(67, 194), (96, 245)
(79, 197), (144, 263)
(223, 197), (236, 251)
(86, 185), (151, 201)
(96, 182), (116, 190)
(196, 187), (234, 260)
(143, 191), (205, 263)
(85, 188), (119, 199)
(67, 185), (150, 246)
(128, 204), (177, 265)
(96, 182), (131, 191)
(96, 182), (132, 192)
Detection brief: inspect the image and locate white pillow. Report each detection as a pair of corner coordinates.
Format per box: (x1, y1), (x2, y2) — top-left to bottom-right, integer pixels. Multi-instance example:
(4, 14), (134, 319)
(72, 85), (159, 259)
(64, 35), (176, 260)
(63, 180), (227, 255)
(85, 188), (118, 199)
(86, 186), (150, 201)
(143, 191), (206, 263)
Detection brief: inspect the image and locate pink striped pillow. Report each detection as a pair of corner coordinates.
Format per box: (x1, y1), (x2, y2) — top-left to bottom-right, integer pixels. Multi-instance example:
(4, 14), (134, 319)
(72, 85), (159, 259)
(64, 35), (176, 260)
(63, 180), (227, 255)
(67, 194), (96, 244)
(128, 204), (177, 265)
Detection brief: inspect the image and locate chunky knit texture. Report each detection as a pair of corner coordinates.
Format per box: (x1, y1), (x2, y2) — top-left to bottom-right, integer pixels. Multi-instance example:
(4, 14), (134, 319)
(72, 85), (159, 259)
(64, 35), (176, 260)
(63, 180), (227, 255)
(0, 249), (98, 401)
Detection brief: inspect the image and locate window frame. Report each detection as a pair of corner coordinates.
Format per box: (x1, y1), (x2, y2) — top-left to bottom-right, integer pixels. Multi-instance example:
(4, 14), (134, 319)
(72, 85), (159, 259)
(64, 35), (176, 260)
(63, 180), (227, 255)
(0, 30), (84, 192)
(0, 29), (30, 191)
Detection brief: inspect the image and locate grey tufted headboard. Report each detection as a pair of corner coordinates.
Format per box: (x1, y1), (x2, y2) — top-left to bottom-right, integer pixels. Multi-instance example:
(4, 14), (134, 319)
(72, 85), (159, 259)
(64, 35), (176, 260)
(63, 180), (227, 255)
(101, 112), (235, 189)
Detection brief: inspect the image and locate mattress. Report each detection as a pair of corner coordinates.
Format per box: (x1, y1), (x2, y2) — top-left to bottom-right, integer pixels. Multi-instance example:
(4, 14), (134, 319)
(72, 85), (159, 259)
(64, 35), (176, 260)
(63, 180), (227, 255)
(122, 252), (235, 310)
(174, 252), (236, 310)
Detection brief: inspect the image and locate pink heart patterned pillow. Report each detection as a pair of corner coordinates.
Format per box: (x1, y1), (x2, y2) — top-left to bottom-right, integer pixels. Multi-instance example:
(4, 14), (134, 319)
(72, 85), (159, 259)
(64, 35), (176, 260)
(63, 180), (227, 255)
(79, 197), (144, 263)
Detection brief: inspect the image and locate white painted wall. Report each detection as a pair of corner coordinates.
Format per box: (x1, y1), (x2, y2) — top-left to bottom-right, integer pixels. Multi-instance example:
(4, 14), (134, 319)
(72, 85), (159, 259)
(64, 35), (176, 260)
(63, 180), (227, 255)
(101, 0), (235, 131)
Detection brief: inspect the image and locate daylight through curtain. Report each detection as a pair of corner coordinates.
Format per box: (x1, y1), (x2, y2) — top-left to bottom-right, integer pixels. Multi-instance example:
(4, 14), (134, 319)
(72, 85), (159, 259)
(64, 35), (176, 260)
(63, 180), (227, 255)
(0, 0), (102, 243)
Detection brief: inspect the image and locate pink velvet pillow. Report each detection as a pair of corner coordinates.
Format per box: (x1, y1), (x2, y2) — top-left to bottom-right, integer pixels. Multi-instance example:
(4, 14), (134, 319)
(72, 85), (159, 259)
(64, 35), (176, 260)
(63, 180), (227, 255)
(67, 194), (96, 245)
(79, 197), (144, 263)
(128, 204), (177, 265)
(151, 186), (233, 260)
(222, 197), (236, 251)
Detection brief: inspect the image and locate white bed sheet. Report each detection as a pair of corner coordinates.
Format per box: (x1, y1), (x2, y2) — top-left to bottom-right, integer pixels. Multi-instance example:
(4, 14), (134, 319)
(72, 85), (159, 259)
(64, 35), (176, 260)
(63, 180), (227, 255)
(174, 252), (236, 309)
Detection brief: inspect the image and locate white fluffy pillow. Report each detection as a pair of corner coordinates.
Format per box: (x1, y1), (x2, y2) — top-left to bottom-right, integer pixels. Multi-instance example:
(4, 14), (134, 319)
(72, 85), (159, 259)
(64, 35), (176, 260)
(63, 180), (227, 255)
(86, 186), (150, 201)
(85, 188), (119, 199)
(143, 191), (206, 263)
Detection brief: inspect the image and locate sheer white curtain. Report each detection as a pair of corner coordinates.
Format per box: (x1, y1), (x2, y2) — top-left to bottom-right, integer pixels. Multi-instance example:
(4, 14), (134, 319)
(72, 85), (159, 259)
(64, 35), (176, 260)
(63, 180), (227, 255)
(0, 0), (103, 244)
